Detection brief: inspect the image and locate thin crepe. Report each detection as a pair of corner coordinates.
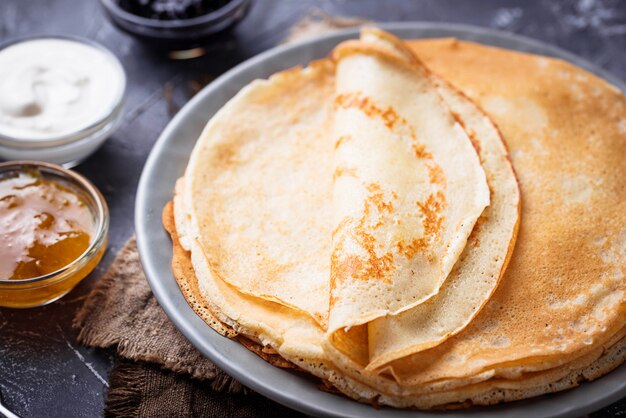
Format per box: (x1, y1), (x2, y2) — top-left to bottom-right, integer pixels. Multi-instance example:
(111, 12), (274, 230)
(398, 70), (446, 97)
(328, 28), (490, 336)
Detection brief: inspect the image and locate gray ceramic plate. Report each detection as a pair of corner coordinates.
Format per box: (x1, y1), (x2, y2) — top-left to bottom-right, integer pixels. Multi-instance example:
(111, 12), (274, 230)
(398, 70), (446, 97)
(135, 22), (626, 418)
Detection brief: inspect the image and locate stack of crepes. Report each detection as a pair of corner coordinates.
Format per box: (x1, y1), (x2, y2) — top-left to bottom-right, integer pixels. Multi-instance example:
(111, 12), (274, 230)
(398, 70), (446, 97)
(165, 28), (626, 409)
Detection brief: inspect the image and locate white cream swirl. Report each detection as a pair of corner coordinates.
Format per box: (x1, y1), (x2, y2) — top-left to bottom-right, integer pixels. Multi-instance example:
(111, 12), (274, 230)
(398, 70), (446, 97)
(0, 38), (124, 141)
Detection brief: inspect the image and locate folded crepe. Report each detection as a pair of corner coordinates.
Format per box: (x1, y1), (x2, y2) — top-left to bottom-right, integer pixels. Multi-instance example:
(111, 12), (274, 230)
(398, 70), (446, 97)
(358, 72), (521, 372)
(168, 29), (626, 409)
(328, 28), (489, 333)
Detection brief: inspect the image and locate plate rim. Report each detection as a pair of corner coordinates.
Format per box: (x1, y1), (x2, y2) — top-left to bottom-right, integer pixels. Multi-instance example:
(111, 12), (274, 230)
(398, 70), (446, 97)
(135, 21), (626, 418)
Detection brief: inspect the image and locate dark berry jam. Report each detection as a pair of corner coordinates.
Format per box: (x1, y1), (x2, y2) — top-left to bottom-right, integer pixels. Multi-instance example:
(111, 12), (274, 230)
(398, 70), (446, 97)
(118, 0), (232, 20)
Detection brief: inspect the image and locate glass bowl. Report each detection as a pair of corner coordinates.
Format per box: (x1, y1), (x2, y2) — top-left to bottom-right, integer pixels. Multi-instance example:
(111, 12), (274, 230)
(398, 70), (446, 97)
(99, 0), (251, 56)
(0, 161), (109, 308)
(0, 35), (126, 168)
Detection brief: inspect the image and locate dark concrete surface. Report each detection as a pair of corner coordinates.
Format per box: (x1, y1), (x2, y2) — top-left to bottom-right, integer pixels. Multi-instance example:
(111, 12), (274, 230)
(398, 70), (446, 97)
(0, 0), (624, 416)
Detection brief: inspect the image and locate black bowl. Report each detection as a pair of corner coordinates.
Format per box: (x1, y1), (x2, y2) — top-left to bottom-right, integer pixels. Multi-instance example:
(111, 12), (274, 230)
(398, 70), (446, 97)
(100, 0), (250, 54)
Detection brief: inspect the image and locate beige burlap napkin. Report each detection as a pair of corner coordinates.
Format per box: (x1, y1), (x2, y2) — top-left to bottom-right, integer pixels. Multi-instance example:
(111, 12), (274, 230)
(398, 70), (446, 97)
(73, 10), (369, 417)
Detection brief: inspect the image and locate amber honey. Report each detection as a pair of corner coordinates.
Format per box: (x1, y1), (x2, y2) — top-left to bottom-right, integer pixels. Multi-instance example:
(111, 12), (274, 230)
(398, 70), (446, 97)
(0, 162), (108, 308)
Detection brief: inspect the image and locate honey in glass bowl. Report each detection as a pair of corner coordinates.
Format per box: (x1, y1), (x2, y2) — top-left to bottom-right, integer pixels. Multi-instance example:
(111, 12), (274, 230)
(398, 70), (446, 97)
(0, 161), (108, 308)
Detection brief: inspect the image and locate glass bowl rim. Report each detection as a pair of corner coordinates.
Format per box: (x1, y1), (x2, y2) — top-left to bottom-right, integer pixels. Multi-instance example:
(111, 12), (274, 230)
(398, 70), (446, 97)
(0, 160), (109, 285)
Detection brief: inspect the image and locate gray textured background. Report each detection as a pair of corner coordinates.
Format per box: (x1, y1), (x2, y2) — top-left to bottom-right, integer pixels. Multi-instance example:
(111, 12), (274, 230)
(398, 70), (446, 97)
(0, 0), (624, 416)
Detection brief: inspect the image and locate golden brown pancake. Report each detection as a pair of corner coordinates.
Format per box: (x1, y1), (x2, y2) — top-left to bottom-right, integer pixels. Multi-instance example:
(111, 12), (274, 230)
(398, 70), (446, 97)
(166, 29), (626, 409)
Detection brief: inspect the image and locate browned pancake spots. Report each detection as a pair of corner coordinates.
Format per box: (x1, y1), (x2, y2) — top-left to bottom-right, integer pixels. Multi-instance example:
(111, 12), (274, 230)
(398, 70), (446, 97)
(330, 177), (407, 286)
(427, 163), (446, 185)
(396, 237), (429, 259)
(468, 131), (482, 158)
(335, 93), (398, 125)
(371, 219), (385, 229)
(333, 166), (358, 181)
(340, 227), (395, 283)
(335, 135), (350, 150)
(331, 192), (396, 286)
(211, 143), (239, 167)
(381, 108), (400, 129)
(417, 191), (447, 238)
(366, 183), (394, 214)
(335, 93), (445, 194)
(331, 249), (394, 287)
(335, 93), (400, 129)
(256, 255), (294, 282)
(335, 92), (417, 136)
(413, 143), (433, 159)
(331, 216), (351, 238)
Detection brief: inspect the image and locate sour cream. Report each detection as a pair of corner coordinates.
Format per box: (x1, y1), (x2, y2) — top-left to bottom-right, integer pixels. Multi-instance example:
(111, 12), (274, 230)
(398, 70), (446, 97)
(0, 38), (125, 142)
